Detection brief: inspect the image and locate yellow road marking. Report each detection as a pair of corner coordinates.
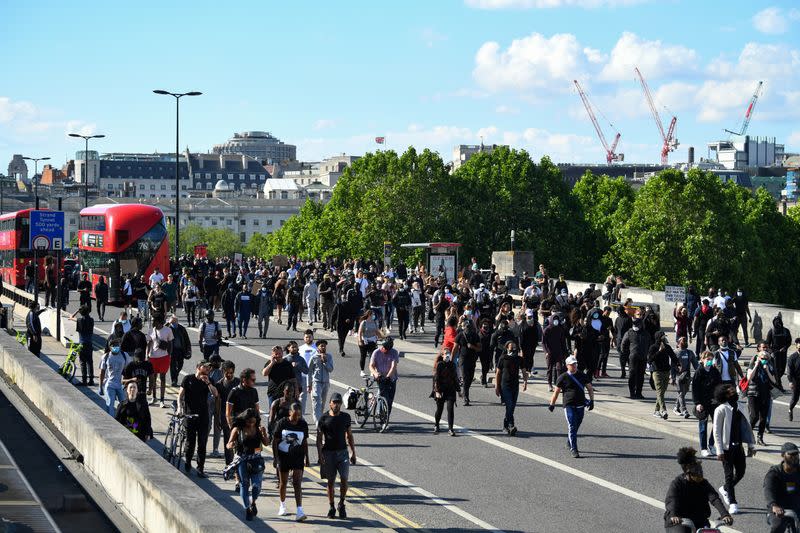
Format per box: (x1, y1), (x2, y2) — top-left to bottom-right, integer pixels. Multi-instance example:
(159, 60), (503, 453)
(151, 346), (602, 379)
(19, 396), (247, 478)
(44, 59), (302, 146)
(305, 465), (422, 529)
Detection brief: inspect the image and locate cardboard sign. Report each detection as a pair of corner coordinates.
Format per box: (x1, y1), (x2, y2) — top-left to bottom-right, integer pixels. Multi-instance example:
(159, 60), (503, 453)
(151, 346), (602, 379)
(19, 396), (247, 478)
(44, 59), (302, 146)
(665, 285), (686, 303)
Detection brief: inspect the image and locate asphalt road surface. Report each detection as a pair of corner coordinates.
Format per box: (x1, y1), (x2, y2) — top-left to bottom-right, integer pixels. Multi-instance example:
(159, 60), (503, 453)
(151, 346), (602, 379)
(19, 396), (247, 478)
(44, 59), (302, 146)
(70, 301), (787, 533)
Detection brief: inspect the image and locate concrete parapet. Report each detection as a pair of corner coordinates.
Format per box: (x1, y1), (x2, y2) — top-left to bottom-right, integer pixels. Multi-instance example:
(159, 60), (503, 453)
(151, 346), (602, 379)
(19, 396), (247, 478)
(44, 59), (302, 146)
(0, 332), (238, 533)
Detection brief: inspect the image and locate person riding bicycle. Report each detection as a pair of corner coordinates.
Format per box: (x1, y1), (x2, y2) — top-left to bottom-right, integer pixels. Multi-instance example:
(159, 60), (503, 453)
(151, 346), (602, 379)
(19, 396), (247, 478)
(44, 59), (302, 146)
(369, 337), (399, 431)
(664, 446), (733, 532)
(764, 442), (800, 533)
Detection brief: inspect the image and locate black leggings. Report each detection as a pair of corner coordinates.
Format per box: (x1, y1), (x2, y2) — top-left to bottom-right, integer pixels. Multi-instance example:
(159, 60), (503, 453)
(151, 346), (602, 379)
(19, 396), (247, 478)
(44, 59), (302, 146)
(461, 361), (476, 401)
(479, 350), (493, 384)
(396, 309), (410, 337)
(185, 301), (197, 327)
(359, 342), (376, 371)
(337, 324), (349, 354)
(434, 397), (455, 430)
(97, 300), (107, 320)
(721, 444), (746, 504)
(748, 395), (770, 438)
(790, 385), (800, 411)
(79, 343), (94, 383)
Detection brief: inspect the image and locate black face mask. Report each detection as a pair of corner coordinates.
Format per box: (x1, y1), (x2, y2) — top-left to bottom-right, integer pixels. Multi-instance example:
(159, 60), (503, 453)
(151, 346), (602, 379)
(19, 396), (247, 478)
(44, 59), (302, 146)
(786, 454), (800, 469)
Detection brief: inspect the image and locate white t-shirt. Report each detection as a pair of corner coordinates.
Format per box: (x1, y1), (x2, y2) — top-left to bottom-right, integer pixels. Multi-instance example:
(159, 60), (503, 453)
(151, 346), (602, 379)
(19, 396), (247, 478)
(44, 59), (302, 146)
(150, 326), (174, 358)
(718, 348), (736, 379)
(713, 296), (726, 310)
(149, 272), (164, 288)
(299, 342), (317, 366)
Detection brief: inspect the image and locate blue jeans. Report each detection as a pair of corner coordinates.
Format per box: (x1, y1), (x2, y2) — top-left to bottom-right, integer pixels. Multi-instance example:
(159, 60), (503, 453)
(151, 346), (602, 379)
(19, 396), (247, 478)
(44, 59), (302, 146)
(378, 378), (397, 417)
(698, 417), (715, 450)
(500, 386), (519, 429)
(105, 383), (125, 415)
(236, 461), (262, 509)
(237, 313), (250, 337)
(564, 405), (585, 451)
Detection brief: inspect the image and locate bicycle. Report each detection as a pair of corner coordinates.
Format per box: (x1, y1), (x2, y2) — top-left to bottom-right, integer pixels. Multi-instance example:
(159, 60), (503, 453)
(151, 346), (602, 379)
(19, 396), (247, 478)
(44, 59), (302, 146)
(162, 401), (198, 469)
(354, 376), (389, 432)
(58, 341), (80, 383)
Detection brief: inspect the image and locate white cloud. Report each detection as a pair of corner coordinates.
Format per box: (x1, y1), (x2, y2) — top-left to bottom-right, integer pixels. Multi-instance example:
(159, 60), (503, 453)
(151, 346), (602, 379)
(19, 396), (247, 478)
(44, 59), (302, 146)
(419, 27), (447, 48)
(65, 120), (97, 137)
(312, 119), (337, 131)
(694, 80), (761, 123)
(752, 7), (800, 35)
(599, 32), (698, 81)
(0, 96), (58, 134)
(465, 0), (647, 8)
(473, 32), (588, 92)
(495, 104), (520, 115)
(708, 42), (800, 80)
(788, 131), (800, 148)
(583, 47), (607, 64)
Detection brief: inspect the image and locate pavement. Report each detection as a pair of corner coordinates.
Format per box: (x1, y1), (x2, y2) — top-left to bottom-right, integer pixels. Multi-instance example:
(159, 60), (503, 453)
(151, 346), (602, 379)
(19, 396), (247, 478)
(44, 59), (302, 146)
(12, 301), (800, 533)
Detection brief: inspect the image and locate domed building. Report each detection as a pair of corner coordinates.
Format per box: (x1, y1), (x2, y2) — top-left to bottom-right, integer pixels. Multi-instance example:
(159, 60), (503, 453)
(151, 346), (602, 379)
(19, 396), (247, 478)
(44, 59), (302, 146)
(212, 179), (233, 198)
(212, 131), (297, 164)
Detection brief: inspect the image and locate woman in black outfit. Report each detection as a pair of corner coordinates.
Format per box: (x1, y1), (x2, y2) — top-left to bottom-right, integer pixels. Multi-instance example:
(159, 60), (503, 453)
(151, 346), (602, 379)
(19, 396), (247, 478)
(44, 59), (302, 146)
(115, 382), (152, 441)
(431, 351), (460, 436)
(95, 275), (109, 321)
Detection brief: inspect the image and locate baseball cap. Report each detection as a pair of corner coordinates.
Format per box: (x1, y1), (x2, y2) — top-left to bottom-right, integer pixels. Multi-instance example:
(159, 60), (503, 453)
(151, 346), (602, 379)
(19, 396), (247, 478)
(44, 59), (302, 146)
(525, 309), (535, 317)
(565, 356), (578, 365)
(330, 392), (343, 403)
(782, 442), (799, 454)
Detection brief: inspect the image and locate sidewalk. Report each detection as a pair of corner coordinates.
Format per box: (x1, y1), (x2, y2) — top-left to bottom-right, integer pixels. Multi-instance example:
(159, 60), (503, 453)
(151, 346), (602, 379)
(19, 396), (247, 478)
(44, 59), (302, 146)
(17, 319), (414, 532)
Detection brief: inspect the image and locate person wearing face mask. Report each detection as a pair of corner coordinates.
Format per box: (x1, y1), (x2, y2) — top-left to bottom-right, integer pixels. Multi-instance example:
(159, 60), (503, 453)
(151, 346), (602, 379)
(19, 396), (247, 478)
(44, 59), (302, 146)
(584, 308), (604, 379)
(768, 314), (793, 382)
(455, 319), (481, 405)
(746, 351), (778, 446)
(431, 349), (460, 436)
(663, 447), (733, 532)
(543, 313), (569, 392)
(495, 340), (527, 435)
(433, 286), (450, 348)
(764, 442), (800, 533)
(478, 320), (494, 387)
(649, 331), (678, 419)
(692, 351), (722, 456)
(548, 355), (594, 458)
(99, 339), (128, 415)
(255, 283), (274, 339)
(693, 299), (714, 355)
(672, 337), (698, 419)
(713, 336), (743, 386)
(614, 301), (634, 379)
(491, 319), (518, 369)
(517, 309), (540, 380)
(713, 383), (756, 516)
(732, 288), (751, 347)
(392, 285), (412, 340)
(182, 278), (199, 328)
(621, 318), (652, 399)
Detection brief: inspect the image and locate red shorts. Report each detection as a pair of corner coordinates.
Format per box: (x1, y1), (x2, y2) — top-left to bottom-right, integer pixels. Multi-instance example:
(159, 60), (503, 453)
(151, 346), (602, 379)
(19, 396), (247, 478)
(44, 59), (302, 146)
(150, 355), (170, 374)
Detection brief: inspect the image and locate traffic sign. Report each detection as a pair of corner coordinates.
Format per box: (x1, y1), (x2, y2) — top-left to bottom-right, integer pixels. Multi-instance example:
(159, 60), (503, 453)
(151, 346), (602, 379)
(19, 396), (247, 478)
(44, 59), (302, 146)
(29, 210), (64, 251)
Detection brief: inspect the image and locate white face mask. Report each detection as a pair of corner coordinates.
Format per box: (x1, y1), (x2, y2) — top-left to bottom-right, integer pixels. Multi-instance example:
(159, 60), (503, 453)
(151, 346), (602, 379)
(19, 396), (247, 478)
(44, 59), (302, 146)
(632, 326), (640, 331)
(553, 320), (560, 326)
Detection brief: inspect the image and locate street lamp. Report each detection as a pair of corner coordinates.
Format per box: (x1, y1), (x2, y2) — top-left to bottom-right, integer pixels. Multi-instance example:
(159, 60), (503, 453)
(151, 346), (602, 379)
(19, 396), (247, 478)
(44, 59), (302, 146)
(68, 133), (105, 207)
(153, 89), (202, 259)
(21, 156), (50, 210)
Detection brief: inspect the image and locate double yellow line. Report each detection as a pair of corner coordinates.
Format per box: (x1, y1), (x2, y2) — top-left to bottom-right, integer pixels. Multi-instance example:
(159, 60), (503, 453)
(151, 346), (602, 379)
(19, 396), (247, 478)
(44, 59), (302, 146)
(305, 465), (422, 530)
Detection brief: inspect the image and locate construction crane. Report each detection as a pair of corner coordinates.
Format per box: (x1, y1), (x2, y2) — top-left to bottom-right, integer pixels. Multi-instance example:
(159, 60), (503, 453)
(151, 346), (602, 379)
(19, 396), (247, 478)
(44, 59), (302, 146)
(634, 67), (678, 165)
(724, 80), (764, 137)
(573, 79), (623, 165)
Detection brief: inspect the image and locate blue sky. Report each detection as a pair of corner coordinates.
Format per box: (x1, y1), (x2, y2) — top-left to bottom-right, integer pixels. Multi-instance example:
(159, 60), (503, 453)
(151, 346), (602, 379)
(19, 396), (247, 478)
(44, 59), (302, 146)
(1, 0), (798, 171)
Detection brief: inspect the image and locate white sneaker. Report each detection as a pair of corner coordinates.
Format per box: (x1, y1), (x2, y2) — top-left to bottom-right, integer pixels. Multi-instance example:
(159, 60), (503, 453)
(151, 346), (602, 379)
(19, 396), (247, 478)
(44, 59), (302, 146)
(149, 398), (158, 406)
(700, 449), (710, 457)
(729, 503), (739, 515)
(360, 370), (367, 378)
(278, 502), (287, 516)
(159, 401), (166, 408)
(719, 486), (730, 507)
(296, 506), (306, 521)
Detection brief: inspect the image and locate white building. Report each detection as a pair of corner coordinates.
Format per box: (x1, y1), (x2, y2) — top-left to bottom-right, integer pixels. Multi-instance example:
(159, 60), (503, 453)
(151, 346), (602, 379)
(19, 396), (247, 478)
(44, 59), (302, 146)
(284, 154), (359, 187)
(452, 143), (507, 170)
(707, 136), (785, 170)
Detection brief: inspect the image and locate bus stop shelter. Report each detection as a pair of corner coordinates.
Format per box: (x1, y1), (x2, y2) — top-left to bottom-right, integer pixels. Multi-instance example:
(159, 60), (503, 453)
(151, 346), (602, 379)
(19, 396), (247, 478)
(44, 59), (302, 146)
(400, 242), (461, 283)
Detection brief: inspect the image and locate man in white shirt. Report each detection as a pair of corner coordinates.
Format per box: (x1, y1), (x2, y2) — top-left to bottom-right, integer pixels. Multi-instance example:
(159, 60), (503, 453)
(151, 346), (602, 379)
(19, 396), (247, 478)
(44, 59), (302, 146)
(148, 267), (164, 289)
(298, 329), (318, 413)
(713, 289), (727, 311)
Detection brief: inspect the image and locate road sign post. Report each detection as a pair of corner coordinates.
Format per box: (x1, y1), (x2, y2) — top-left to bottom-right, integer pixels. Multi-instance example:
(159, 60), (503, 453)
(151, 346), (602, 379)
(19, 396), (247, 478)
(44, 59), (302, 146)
(29, 210), (65, 306)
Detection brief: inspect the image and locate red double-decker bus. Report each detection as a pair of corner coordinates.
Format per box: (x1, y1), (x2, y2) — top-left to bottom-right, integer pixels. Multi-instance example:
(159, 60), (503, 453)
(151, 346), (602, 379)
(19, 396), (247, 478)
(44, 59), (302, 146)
(78, 204), (169, 303)
(0, 209), (54, 287)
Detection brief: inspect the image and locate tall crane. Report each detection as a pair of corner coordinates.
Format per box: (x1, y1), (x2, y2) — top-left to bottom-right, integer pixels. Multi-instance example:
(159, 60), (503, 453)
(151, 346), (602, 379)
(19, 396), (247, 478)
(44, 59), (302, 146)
(725, 80), (764, 137)
(634, 67), (678, 165)
(573, 80), (623, 165)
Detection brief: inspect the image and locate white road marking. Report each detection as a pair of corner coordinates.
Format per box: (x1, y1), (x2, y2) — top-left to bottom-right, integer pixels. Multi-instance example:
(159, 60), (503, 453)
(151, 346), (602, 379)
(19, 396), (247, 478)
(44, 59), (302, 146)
(106, 319), (741, 532)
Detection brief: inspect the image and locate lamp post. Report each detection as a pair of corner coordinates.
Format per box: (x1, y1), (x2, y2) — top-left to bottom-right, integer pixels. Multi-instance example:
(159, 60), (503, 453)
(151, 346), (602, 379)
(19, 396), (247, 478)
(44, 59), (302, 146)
(153, 90), (202, 259)
(21, 156), (50, 210)
(68, 133), (105, 208)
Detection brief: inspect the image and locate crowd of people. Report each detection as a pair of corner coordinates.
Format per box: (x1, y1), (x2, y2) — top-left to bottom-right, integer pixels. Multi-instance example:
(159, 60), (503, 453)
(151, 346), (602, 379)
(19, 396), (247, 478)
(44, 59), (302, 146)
(21, 252), (800, 530)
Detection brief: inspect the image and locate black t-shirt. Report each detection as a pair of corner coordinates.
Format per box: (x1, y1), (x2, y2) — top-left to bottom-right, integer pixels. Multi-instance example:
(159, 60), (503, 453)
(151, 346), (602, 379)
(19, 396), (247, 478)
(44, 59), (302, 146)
(273, 417), (309, 462)
(265, 359), (295, 398)
(227, 385), (259, 417)
(496, 352), (522, 389)
(555, 371), (592, 407)
(181, 374), (210, 417)
(318, 412), (351, 452)
(456, 330), (480, 364)
(122, 360), (154, 395)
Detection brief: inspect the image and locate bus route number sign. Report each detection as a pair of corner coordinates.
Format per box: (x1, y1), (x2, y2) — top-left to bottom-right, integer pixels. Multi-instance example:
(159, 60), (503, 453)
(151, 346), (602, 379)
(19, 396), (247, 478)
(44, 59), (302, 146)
(29, 210), (64, 251)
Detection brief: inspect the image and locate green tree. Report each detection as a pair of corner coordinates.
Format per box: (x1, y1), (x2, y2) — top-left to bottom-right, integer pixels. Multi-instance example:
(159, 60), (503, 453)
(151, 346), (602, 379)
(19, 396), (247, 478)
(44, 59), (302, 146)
(571, 171), (635, 277)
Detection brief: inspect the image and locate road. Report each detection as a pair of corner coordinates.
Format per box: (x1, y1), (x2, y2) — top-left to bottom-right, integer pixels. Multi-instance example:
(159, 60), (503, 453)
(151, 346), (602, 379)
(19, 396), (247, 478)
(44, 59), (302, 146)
(52, 299), (789, 533)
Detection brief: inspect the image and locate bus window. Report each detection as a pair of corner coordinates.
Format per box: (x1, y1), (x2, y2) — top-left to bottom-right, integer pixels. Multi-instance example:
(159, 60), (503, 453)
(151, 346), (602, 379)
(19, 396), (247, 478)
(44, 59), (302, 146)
(80, 215), (106, 231)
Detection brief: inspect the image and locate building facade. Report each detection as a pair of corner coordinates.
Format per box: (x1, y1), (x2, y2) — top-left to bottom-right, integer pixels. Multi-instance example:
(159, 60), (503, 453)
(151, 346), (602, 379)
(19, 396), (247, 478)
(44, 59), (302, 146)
(452, 144), (507, 171)
(212, 131), (297, 163)
(707, 136), (786, 170)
